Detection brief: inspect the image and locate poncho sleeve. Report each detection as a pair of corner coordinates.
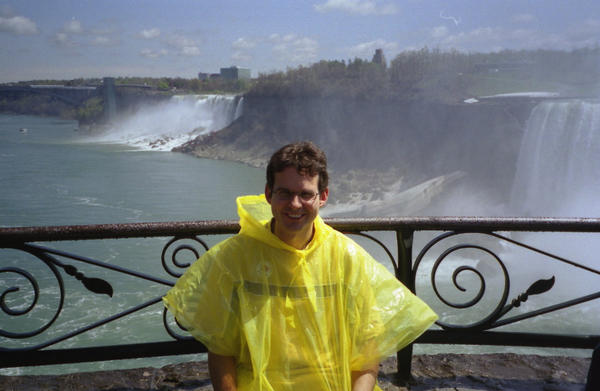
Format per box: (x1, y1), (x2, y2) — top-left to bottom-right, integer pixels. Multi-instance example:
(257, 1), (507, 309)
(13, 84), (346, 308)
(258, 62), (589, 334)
(347, 243), (438, 371)
(163, 244), (241, 357)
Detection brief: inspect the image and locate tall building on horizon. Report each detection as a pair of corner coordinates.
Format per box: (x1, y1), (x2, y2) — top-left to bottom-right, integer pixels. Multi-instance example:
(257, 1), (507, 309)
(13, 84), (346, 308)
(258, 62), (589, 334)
(220, 66), (251, 80)
(372, 49), (387, 68)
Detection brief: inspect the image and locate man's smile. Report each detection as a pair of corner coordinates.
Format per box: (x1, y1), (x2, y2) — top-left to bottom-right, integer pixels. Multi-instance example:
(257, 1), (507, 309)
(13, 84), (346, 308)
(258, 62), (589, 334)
(285, 211), (305, 219)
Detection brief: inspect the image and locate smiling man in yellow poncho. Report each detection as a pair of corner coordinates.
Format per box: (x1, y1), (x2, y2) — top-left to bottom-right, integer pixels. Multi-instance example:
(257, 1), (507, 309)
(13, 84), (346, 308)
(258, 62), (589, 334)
(163, 141), (437, 391)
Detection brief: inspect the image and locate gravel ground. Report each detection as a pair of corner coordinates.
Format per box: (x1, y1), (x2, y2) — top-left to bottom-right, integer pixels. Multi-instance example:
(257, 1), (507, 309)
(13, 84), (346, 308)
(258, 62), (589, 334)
(0, 353), (592, 391)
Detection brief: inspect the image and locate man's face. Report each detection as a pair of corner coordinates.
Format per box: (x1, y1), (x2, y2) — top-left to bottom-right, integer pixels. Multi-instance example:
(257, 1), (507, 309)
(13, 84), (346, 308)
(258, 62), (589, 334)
(265, 166), (329, 248)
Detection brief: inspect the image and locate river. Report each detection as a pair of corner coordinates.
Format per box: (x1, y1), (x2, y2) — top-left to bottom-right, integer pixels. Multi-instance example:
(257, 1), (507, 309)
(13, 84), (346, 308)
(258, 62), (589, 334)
(0, 113), (264, 375)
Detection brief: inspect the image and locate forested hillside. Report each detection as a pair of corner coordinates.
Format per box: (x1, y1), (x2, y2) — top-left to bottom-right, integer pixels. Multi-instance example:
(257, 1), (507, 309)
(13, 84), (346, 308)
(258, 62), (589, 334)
(248, 47), (600, 101)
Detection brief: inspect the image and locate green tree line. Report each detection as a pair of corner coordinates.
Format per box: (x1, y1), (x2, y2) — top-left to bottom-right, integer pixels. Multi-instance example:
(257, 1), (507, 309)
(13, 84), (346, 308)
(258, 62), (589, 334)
(248, 46), (600, 101)
(113, 77), (252, 93)
(7, 46), (598, 100)
(5, 77), (252, 94)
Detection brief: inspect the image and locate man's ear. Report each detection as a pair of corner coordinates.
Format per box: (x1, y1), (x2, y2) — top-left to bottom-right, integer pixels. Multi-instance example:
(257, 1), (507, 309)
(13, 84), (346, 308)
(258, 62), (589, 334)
(265, 184), (272, 204)
(319, 187), (329, 206)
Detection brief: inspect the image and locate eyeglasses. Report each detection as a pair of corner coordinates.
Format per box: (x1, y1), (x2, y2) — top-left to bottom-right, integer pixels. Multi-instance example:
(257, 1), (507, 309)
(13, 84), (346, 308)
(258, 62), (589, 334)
(272, 188), (319, 203)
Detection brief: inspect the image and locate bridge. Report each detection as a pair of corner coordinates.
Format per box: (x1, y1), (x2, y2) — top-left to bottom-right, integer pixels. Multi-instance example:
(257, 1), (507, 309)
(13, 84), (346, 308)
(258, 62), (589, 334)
(0, 84), (99, 106)
(0, 78), (160, 122)
(1, 217), (598, 382)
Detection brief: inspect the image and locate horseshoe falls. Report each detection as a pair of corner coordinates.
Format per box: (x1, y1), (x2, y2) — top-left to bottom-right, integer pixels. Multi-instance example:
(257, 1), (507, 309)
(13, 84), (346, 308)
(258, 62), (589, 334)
(510, 99), (600, 217)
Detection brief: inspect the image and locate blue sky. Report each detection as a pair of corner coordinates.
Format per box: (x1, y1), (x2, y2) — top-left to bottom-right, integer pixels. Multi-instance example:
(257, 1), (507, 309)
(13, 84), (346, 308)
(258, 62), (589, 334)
(1, 0), (599, 82)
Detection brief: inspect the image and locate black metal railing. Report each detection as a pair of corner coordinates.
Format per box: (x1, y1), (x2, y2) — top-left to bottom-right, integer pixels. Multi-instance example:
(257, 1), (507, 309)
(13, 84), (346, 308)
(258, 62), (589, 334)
(1, 217), (599, 381)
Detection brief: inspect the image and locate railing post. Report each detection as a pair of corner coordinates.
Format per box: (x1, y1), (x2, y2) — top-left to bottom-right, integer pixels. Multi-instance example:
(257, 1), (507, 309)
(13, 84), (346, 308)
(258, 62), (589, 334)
(395, 229), (414, 383)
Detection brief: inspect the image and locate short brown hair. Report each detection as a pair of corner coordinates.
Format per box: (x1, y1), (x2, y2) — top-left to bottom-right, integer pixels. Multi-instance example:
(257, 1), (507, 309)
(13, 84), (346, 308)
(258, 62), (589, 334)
(266, 141), (329, 192)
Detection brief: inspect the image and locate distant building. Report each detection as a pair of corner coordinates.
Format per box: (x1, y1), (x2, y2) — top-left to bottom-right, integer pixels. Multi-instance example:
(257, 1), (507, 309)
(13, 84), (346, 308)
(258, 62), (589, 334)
(220, 66), (251, 80)
(372, 49), (386, 68)
(198, 72), (209, 80)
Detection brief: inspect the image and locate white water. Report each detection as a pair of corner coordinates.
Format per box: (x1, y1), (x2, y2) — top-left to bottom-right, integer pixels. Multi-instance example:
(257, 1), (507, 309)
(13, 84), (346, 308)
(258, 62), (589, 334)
(510, 100), (600, 216)
(86, 94), (243, 151)
(328, 99), (600, 218)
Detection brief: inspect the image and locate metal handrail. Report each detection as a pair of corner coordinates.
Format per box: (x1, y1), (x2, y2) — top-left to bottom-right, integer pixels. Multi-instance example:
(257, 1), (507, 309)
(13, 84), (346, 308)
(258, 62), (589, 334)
(4, 216), (600, 243)
(2, 217), (599, 381)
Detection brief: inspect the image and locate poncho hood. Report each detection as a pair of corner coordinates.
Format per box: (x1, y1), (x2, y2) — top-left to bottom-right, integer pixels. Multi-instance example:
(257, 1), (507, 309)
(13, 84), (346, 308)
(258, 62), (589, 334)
(236, 194), (331, 254)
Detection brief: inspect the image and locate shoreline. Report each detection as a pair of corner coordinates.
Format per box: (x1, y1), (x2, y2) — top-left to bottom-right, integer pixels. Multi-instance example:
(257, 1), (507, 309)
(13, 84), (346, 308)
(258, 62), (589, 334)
(1, 353), (591, 391)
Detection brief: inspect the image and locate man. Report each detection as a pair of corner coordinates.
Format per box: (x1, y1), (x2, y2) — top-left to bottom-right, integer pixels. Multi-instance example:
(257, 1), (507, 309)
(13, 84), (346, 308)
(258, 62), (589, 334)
(163, 141), (437, 391)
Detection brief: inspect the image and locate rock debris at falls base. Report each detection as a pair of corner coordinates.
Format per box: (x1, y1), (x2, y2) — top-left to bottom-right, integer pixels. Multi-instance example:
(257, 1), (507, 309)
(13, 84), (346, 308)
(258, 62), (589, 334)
(0, 353), (591, 391)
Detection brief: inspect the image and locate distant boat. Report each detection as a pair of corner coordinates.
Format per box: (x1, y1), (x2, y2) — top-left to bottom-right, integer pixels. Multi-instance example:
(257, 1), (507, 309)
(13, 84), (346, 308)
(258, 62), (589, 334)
(19, 128), (28, 133)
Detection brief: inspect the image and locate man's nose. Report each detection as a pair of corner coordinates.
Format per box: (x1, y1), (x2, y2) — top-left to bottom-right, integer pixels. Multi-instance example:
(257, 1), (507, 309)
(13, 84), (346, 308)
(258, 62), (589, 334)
(289, 194), (303, 207)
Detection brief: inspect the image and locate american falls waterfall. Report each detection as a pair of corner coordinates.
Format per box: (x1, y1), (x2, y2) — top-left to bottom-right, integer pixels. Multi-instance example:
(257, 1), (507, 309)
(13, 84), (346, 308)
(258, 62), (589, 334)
(510, 99), (600, 217)
(88, 94), (243, 151)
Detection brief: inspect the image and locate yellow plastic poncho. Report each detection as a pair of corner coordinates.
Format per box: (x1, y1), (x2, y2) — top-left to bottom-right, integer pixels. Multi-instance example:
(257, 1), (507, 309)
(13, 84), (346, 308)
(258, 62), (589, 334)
(163, 195), (437, 391)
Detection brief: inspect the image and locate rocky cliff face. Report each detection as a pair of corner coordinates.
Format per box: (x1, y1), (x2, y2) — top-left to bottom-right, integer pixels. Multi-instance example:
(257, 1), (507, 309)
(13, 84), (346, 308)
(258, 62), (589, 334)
(175, 96), (534, 202)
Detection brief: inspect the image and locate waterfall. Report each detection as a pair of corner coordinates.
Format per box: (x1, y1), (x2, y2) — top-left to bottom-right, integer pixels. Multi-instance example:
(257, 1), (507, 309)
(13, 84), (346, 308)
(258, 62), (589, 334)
(510, 100), (600, 216)
(88, 94), (243, 151)
(234, 96), (244, 119)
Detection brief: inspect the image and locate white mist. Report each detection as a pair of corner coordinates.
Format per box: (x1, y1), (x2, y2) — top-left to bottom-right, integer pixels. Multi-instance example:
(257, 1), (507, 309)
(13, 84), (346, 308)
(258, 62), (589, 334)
(510, 100), (600, 217)
(88, 95), (243, 151)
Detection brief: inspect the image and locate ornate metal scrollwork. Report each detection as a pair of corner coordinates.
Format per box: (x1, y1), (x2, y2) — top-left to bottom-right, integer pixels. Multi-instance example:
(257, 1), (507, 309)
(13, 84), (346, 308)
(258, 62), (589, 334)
(1, 244), (115, 349)
(0, 267), (39, 317)
(162, 307), (195, 341)
(161, 236), (209, 278)
(413, 232), (557, 331)
(50, 258), (113, 297)
(349, 232), (399, 273)
(161, 236), (211, 341)
(1, 250), (65, 340)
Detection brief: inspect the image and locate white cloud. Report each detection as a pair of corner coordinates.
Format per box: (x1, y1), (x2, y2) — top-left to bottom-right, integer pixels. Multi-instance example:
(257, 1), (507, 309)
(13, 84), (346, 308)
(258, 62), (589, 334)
(140, 48), (168, 58)
(511, 13), (535, 23)
(232, 37), (256, 49)
(53, 31), (78, 47)
(231, 37), (256, 65)
(270, 34), (319, 63)
(165, 33), (201, 56)
(431, 25), (449, 39)
(51, 20), (120, 50)
(566, 18), (600, 46)
(53, 18), (85, 47)
(438, 27), (504, 51)
(181, 46), (200, 56)
(0, 15), (38, 35)
(54, 32), (69, 44)
(348, 39), (398, 57)
(166, 34), (196, 48)
(91, 36), (114, 46)
(232, 50), (252, 63)
(269, 34), (292, 44)
(140, 28), (160, 39)
(314, 0), (397, 15)
(434, 21), (600, 53)
(63, 19), (83, 34)
(282, 34), (297, 42)
(268, 33), (298, 43)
